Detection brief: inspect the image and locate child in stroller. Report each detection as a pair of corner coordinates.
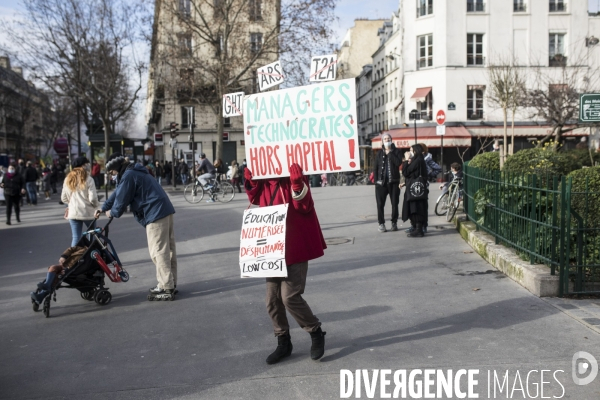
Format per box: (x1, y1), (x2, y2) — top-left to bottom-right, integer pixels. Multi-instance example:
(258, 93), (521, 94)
(30, 218), (129, 317)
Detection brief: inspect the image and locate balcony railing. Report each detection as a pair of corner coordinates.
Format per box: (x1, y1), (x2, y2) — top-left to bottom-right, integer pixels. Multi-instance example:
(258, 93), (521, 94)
(467, 1), (485, 12)
(467, 110), (484, 120)
(549, 54), (567, 67)
(467, 55), (486, 66)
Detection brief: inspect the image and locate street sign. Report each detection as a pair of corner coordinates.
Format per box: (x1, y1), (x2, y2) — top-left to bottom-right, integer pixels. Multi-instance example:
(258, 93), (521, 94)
(436, 125), (446, 136)
(580, 94), (600, 122)
(154, 132), (163, 146)
(447, 102), (456, 111)
(436, 110), (446, 125)
(223, 132), (229, 142)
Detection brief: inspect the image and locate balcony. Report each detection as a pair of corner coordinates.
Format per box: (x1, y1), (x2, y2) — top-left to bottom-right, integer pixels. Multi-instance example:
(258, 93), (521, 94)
(467, 1), (485, 12)
(549, 54), (567, 67)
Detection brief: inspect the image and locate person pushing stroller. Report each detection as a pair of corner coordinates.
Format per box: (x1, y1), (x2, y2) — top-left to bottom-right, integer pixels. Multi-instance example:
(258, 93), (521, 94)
(30, 245), (88, 304)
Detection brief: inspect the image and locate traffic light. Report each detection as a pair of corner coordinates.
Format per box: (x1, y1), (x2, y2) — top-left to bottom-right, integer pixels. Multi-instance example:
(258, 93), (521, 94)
(169, 122), (179, 138)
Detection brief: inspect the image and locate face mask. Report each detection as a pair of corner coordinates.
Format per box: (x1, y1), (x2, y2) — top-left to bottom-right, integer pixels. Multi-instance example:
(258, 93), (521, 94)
(410, 151), (415, 157)
(383, 141), (392, 148)
(243, 162), (246, 165)
(111, 174), (118, 182)
(8, 168), (15, 174)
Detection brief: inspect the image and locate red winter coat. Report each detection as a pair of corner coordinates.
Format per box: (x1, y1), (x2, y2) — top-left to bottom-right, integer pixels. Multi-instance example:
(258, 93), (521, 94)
(245, 177), (327, 265)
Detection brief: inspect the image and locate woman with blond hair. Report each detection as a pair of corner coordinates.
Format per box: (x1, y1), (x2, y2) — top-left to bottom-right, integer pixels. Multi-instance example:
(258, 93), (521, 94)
(61, 157), (99, 246)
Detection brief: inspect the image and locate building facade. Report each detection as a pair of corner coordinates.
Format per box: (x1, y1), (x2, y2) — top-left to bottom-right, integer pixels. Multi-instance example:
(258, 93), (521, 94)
(337, 19), (389, 80)
(146, 0), (279, 166)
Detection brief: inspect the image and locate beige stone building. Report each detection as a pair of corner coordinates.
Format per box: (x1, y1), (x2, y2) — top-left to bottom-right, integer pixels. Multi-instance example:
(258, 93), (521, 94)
(337, 19), (388, 79)
(146, 0), (279, 166)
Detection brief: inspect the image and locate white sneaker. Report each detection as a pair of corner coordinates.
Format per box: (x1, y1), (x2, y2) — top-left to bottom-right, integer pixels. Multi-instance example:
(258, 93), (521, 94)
(45, 197), (50, 200)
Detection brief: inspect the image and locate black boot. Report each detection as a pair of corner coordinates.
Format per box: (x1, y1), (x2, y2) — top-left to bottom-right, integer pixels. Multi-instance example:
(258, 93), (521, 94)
(266, 333), (293, 365)
(309, 327), (326, 360)
(407, 223), (424, 237)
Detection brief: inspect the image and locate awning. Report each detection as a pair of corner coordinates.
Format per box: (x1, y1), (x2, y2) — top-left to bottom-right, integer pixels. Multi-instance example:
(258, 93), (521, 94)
(410, 87), (432, 102)
(371, 126), (472, 149)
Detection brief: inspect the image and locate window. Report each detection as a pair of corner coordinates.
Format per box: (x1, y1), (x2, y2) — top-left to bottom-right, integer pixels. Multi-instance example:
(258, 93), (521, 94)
(180, 68), (194, 86)
(215, 34), (224, 56)
(417, 34), (433, 69)
(178, 34), (192, 57)
(224, 118), (231, 127)
(514, 0), (526, 12)
(467, 34), (484, 66)
(395, 78), (398, 99)
(249, 0), (262, 21)
(549, 0), (566, 12)
(181, 106), (195, 128)
(417, 0), (433, 17)
(549, 33), (566, 66)
(418, 92), (432, 120)
(467, 0), (485, 12)
(467, 86), (485, 120)
(214, 0), (223, 19)
(179, 0), (191, 17)
(250, 32), (263, 54)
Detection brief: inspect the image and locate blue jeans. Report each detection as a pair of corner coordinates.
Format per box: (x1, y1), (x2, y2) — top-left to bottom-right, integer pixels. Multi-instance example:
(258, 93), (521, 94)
(25, 182), (37, 205)
(69, 219), (94, 246)
(181, 174), (188, 185)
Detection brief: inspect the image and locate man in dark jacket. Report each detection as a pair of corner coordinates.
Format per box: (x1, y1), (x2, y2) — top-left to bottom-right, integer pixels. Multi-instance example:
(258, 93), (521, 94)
(372, 133), (403, 232)
(96, 153), (178, 300)
(24, 161), (39, 205)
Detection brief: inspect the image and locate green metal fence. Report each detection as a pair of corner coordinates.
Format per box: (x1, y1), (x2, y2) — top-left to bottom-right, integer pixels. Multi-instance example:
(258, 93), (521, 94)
(463, 163), (600, 296)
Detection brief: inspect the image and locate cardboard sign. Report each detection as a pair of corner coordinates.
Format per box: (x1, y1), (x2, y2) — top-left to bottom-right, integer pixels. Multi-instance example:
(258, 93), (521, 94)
(243, 79), (359, 179)
(309, 54), (337, 82)
(223, 92), (244, 117)
(257, 60), (285, 92)
(239, 204), (288, 278)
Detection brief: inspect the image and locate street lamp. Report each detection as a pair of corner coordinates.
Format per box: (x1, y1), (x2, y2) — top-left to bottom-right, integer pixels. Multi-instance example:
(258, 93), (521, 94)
(409, 109), (420, 145)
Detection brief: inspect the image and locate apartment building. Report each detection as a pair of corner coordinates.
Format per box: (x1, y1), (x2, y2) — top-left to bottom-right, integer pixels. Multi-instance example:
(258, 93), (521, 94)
(337, 19), (389, 79)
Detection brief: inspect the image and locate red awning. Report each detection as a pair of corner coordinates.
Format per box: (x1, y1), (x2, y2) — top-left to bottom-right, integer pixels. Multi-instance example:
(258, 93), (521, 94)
(410, 87), (432, 102)
(372, 126), (472, 149)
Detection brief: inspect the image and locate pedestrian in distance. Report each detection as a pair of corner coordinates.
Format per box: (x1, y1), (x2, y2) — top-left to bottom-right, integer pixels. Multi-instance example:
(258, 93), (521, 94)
(1, 163), (26, 225)
(165, 161), (172, 185)
(61, 157), (99, 247)
(407, 143), (442, 235)
(50, 163), (58, 194)
(230, 160), (242, 193)
(197, 153), (216, 188)
(373, 133), (403, 232)
(239, 159), (247, 185)
(244, 163), (328, 365)
(24, 161), (39, 205)
(155, 161), (163, 185)
(42, 167), (52, 200)
(401, 144), (429, 238)
(91, 159), (101, 189)
(179, 159), (189, 185)
(96, 153), (178, 301)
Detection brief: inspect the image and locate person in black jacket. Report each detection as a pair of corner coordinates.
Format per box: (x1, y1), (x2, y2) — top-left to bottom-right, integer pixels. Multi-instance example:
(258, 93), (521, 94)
(401, 144), (429, 237)
(373, 133), (403, 232)
(0, 163), (26, 225)
(24, 161), (39, 205)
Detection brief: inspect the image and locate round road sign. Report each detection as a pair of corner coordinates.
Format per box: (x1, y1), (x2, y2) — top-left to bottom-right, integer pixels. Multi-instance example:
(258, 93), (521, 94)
(436, 110), (446, 125)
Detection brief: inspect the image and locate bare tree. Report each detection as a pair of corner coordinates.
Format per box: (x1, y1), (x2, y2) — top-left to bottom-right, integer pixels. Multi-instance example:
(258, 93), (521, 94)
(527, 49), (600, 150)
(457, 135), (495, 163)
(487, 55), (525, 165)
(4, 0), (145, 194)
(42, 93), (77, 157)
(153, 0), (336, 160)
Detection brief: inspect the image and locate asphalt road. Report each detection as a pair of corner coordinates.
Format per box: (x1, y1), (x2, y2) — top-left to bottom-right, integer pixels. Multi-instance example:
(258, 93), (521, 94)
(0, 185), (599, 399)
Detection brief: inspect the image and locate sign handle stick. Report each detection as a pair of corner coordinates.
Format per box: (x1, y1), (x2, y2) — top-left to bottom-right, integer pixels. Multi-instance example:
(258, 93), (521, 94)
(441, 135), (444, 177)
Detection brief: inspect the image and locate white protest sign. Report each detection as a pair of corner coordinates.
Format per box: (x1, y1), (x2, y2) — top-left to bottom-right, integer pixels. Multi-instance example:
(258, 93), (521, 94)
(257, 60), (285, 92)
(243, 78), (359, 179)
(223, 92), (244, 117)
(309, 54), (338, 82)
(240, 204), (288, 278)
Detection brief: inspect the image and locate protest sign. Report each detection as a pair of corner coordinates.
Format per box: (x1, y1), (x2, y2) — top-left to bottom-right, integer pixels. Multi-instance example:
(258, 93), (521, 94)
(223, 92), (244, 117)
(243, 78), (359, 179)
(257, 60), (285, 92)
(239, 204), (288, 278)
(309, 54), (337, 82)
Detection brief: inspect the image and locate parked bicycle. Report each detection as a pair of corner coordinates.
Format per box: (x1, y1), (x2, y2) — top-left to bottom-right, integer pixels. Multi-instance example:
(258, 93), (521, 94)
(184, 177), (235, 204)
(444, 177), (463, 222)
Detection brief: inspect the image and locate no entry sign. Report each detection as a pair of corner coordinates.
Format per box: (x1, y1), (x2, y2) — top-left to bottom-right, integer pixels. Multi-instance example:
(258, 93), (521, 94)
(436, 110), (446, 125)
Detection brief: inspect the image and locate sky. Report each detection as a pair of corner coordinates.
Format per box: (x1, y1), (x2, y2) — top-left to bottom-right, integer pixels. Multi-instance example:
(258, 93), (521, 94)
(0, 0), (599, 138)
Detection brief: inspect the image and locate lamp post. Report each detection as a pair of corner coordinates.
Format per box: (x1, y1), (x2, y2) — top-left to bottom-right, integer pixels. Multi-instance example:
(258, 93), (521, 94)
(409, 109), (420, 145)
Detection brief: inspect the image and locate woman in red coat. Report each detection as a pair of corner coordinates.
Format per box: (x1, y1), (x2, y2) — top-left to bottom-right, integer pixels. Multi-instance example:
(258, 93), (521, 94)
(244, 163), (327, 364)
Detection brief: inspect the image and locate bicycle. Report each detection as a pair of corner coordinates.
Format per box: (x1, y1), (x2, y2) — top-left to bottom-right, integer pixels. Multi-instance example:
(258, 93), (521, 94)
(184, 177), (235, 204)
(444, 177), (463, 222)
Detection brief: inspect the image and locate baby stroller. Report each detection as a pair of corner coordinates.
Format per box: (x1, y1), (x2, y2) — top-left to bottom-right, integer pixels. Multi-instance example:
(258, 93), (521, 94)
(31, 217), (129, 318)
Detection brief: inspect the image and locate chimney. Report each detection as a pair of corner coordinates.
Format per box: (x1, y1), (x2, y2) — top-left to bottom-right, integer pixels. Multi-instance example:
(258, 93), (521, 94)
(0, 56), (10, 70)
(12, 67), (23, 77)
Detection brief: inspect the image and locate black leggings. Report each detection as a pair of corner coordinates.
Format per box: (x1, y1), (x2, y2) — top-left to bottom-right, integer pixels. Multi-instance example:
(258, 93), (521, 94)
(6, 195), (20, 222)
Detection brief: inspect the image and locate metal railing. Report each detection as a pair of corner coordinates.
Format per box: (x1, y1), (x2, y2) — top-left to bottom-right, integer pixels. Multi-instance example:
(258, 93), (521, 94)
(464, 163), (600, 296)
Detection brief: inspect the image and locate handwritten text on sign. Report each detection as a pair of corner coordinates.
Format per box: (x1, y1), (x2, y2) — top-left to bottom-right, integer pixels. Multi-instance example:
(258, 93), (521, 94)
(309, 54), (337, 82)
(243, 79), (359, 178)
(257, 60), (285, 92)
(239, 204), (288, 278)
(223, 92), (244, 117)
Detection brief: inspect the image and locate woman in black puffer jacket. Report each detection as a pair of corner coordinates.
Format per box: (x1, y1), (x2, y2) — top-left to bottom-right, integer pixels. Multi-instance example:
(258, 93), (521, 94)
(0, 163), (26, 225)
(401, 144), (429, 237)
